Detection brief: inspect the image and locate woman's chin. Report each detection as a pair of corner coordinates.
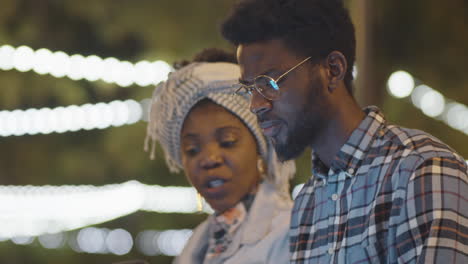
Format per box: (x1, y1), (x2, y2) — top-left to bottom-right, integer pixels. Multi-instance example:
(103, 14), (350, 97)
(208, 200), (235, 214)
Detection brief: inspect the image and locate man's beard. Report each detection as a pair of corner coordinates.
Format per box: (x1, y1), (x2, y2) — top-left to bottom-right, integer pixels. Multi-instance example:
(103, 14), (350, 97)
(273, 110), (321, 162)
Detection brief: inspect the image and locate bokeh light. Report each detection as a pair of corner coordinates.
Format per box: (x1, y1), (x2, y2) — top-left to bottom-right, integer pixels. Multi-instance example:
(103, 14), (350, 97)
(38, 233), (66, 249)
(106, 229), (133, 255)
(0, 99), (146, 137)
(387, 71), (415, 98)
(420, 90), (445, 117)
(0, 44), (172, 87)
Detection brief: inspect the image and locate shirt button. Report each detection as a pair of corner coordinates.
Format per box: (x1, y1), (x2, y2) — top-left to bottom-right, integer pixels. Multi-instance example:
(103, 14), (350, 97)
(328, 247), (334, 255)
(347, 168), (355, 174)
(331, 194), (339, 201)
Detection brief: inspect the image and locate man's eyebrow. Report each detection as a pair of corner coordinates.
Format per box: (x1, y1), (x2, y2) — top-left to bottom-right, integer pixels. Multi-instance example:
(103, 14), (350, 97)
(238, 68), (278, 85)
(261, 68), (278, 77)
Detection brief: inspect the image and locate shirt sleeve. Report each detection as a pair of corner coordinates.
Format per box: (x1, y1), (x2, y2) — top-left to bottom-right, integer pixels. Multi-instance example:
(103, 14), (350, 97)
(396, 156), (468, 263)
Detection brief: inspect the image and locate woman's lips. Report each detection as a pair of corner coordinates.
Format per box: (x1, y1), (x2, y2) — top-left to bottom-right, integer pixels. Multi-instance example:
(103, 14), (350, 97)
(207, 179), (225, 188)
(202, 177), (229, 198)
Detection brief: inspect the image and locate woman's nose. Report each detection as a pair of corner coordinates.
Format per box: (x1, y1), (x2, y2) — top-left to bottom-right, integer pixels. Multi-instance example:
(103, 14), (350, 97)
(199, 152), (223, 169)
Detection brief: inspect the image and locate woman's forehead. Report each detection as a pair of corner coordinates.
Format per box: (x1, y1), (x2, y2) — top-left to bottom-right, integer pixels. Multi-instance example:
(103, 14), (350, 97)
(182, 101), (246, 134)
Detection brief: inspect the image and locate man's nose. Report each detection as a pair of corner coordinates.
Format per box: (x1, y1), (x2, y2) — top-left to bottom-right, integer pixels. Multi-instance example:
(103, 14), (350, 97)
(249, 90), (272, 116)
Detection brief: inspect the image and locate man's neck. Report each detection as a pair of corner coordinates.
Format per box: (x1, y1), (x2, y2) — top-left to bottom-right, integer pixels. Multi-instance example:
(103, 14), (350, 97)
(311, 100), (366, 168)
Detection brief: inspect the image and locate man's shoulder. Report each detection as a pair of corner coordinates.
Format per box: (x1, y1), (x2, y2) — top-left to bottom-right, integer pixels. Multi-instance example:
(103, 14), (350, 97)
(384, 124), (461, 158)
(380, 124), (466, 170)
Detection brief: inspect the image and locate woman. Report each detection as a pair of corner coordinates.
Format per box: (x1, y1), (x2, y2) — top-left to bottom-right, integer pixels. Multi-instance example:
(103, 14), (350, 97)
(145, 49), (295, 264)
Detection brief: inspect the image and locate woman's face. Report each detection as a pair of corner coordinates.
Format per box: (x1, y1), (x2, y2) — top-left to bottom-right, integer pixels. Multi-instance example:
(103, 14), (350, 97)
(180, 101), (261, 213)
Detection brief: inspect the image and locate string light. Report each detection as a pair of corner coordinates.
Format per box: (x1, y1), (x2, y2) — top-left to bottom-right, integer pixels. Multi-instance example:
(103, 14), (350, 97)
(0, 99), (146, 137)
(2, 227), (192, 257)
(0, 181), (314, 239)
(0, 181), (211, 239)
(0, 45), (172, 87)
(387, 71), (468, 136)
(136, 229), (192, 256)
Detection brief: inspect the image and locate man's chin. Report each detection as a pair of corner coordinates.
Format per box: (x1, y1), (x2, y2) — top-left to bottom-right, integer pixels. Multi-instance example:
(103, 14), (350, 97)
(274, 142), (306, 162)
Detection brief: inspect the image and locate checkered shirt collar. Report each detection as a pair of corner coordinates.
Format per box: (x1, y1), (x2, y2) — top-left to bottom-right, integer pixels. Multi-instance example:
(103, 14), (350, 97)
(312, 106), (386, 180)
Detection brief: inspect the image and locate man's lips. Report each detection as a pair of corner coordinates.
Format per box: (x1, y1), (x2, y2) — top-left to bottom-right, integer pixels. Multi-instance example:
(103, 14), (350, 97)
(259, 120), (282, 137)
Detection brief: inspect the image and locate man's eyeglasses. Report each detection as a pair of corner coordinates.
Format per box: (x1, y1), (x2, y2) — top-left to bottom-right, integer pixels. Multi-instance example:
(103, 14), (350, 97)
(234, 56), (312, 101)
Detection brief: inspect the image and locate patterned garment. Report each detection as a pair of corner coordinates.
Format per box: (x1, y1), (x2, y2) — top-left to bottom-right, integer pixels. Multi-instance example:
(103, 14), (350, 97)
(290, 106), (468, 264)
(205, 201), (248, 260)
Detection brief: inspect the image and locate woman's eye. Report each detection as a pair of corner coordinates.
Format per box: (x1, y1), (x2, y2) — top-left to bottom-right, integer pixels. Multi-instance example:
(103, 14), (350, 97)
(184, 147), (199, 156)
(220, 140), (236, 148)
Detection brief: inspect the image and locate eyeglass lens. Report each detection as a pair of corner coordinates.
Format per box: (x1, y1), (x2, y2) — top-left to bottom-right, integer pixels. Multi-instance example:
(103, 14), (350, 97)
(255, 76), (280, 99)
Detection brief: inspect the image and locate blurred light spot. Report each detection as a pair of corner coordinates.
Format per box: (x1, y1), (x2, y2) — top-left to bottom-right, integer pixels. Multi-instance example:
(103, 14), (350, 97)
(11, 236), (34, 245)
(115, 61), (134, 87)
(13, 46), (35, 72)
(68, 232), (82, 253)
(157, 229), (192, 256)
(0, 45), (15, 70)
(38, 233), (65, 249)
(125, 100), (143, 125)
(387, 71), (414, 98)
(352, 65), (358, 79)
(444, 103), (468, 130)
(152, 61), (172, 84)
(33, 48), (53, 75)
(106, 229), (133, 255)
(77, 227), (107, 253)
(136, 230), (160, 256)
(411, 85), (433, 109)
(420, 90), (445, 117)
(139, 98), (152, 122)
(68, 54), (86, 80)
(83, 55), (104, 82)
(49, 51), (70, 78)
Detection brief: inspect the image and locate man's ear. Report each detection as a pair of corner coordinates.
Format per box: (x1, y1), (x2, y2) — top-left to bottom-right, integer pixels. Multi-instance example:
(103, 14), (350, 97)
(325, 51), (347, 92)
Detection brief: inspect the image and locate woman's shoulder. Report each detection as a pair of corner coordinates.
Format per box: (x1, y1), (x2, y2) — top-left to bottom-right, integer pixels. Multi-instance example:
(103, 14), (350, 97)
(173, 217), (212, 264)
(241, 182), (292, 241)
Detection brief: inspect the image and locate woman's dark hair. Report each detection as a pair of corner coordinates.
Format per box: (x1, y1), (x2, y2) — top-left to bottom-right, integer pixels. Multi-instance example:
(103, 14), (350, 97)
(221, 0), (355, 93)
(173, 48), (237, 70)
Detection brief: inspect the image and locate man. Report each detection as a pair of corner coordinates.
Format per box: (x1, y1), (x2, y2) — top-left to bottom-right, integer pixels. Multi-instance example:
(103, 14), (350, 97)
(221, 0), (468, 263)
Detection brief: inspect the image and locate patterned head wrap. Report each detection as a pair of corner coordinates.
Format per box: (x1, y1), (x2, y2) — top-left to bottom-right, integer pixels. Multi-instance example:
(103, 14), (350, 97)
(144, 62), (295, 196)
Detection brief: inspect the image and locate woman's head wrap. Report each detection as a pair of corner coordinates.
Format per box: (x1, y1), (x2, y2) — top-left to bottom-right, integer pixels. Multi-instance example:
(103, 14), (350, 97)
(145, 62), (295, 196)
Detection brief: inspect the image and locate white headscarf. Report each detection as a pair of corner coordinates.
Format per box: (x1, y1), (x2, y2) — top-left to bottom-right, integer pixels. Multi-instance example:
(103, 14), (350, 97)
(145, 62), (295, 197)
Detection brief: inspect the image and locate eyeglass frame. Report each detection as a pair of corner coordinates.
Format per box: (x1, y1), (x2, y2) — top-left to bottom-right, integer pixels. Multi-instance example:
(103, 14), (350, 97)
(234, 56), (312, 101)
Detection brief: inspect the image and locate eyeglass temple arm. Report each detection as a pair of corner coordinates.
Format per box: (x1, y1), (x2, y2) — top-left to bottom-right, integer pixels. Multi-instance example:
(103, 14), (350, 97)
(235, 83), (255, 94)
(275, 56), (312, 82)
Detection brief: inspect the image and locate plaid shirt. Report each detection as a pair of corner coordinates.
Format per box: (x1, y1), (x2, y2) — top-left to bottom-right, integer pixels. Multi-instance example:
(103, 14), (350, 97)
(290, 106), (468, 263)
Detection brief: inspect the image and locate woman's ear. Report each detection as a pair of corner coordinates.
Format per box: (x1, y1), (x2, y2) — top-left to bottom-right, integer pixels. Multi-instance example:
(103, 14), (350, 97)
(326, 51), (347, 92)
(257, 157), (266, 176)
